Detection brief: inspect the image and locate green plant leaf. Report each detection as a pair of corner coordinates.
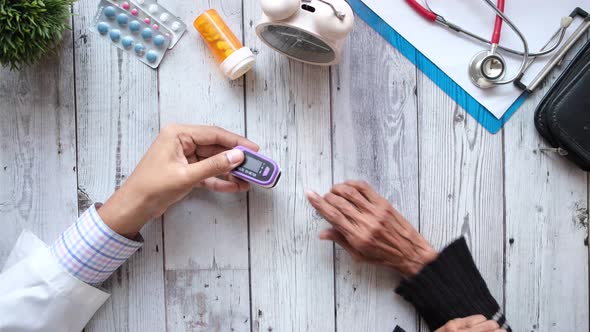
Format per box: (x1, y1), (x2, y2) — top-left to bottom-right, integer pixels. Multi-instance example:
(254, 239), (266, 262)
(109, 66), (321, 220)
(0, 0), (75, 70)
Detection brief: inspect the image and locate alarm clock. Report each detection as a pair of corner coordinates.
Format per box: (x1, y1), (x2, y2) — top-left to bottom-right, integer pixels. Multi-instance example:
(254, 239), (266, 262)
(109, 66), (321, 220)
(256, 0), (354, 65)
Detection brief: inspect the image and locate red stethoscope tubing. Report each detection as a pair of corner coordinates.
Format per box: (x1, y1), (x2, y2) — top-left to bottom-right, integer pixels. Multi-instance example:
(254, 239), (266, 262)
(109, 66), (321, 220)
(491, 0), (505, 44)
(406, 0), (506, 45)
(404, 0), (437, 21)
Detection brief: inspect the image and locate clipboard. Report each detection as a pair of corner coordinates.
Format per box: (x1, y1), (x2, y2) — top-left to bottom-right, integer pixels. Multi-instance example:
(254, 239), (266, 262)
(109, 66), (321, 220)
(348, 0), (528, 134)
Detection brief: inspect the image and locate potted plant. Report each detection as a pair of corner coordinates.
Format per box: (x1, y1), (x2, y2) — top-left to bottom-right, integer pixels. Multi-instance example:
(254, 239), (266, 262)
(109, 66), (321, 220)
(0, 0), (75, 70)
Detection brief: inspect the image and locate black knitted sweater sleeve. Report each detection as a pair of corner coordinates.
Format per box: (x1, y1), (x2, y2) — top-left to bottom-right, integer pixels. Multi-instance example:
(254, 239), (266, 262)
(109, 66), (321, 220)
(395, 237), (511, 332)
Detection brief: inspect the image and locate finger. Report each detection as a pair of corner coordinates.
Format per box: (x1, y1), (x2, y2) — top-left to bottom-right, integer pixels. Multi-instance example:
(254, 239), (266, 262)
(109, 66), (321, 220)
(179, 125), (259, 151)
(202, 177), (240, 193)
(324, 192), (366, 226)
(201, 177), (247, 193)
(322, 229), (381, 264)
(209, 174), (250, 192)
(186, 154), (198, 164)
(178, 132), (198, 156)
(462, 315), (487, 327)
(188, 149), (244, 183)
(196, 145), (231, 158)
(344, 180), (383, 203)
(305, 190), (356, 235)
(331, 183), (374, 213)
(437, 318), (467, 332)
(471, 320), (500, 332)
(224, 174), (251, 192)
(320, 228), (365, 261)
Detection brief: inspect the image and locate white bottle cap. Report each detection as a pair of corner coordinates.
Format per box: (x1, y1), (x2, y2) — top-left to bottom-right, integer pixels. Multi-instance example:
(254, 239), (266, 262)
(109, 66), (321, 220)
(219, 47), (255, 80)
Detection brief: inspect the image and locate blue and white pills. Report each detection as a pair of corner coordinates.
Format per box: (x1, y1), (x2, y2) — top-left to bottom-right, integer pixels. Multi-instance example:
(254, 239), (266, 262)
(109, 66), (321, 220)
(146, 50), (158, 63)
(97, 22), (109, 35)
(141, 28), (153, 40)
(121, 36), (134, 49)
(153, 34), (166, 47)
(110, 29), (121, 42)
(134, 43), (146, 56)
(91, 0), (170, 68)
(116, 13), (129, 26)
(104, 6), (116, 19)
(128, 0), (186, 48)
(129, 20), (141, 32)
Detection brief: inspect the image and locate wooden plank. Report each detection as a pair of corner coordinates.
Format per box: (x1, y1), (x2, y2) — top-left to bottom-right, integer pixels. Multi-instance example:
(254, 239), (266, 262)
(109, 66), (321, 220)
(243, 1), (334, 330)
(157, 0), (251, 331)
(503, 35), (589, 332)
(166, 269), (250, 331)
(0, 27), (77, 263)
(417, 71), (504, 329)
(331, 19), (420, 331)
(72, 1), (165, 330)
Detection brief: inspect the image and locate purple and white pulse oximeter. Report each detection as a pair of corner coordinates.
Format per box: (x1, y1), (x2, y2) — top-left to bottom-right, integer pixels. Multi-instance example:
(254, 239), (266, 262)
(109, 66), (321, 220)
(230, 146), (281, 188)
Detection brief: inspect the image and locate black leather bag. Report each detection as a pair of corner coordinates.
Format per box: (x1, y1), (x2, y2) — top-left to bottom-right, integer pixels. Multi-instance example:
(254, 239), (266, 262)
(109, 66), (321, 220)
(534, 39), (590, 171)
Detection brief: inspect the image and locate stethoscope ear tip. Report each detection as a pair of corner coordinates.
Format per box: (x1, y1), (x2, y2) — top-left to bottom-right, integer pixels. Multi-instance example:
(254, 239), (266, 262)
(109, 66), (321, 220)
(561, 16), (574, 28)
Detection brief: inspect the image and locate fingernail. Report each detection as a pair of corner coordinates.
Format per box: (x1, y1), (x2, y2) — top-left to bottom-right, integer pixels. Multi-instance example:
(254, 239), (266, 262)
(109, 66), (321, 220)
(226, 149), (244, 164)
(305, 190), (318, 201)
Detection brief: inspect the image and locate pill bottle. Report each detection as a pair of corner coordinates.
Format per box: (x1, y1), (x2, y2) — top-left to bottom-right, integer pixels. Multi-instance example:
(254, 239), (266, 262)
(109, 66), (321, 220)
(194, 9), (255, 80)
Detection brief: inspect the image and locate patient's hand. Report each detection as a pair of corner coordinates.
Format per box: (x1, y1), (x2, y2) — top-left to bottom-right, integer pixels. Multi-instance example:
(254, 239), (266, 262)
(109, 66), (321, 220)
(306, 181), (437, 277)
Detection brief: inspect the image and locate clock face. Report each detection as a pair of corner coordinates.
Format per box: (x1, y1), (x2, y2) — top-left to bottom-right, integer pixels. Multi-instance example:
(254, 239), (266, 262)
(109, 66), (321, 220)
(259, 25), (335, 64)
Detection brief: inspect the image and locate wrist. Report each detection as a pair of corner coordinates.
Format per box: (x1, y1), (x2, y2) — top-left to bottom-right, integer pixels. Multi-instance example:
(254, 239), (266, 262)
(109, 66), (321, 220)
(404, 246), (438, 277)
(98, 185), (151, 238)
(388, 242), (438, 278)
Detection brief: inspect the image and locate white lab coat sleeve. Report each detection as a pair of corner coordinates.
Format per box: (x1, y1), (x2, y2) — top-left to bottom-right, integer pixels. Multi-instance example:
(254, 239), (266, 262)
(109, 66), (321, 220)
(0, 230), (110, 332)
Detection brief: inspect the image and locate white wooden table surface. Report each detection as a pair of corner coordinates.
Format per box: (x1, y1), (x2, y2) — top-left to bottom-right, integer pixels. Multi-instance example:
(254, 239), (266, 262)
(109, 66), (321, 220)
(1, 1), (589, 331)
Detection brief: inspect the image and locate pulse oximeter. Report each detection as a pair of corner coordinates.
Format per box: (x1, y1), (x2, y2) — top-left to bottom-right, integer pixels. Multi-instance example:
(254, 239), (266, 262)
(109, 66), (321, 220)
(231, 146), (281, 188)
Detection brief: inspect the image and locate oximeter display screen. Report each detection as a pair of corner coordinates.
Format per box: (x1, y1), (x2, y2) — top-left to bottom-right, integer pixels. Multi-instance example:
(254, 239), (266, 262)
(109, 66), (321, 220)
(231, 146), (281, 188)
(259, 25), (335, 64)
(242, 155), (263, 172)
(235, 151), (276, 183)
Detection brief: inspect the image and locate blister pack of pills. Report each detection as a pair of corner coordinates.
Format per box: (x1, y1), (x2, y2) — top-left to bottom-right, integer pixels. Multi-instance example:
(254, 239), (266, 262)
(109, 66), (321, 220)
(122, 0), (186, 48)
(91, 0), (171, 68)
(107, 0), (174, 44)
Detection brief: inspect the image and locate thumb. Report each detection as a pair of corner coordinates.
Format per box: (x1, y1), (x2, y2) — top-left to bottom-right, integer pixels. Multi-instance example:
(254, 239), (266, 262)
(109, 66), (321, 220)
(319, 228), (364, 261)
(319, 228), (341, 241)
(320, 229), (351, 250)
(188, 149), (244, 182)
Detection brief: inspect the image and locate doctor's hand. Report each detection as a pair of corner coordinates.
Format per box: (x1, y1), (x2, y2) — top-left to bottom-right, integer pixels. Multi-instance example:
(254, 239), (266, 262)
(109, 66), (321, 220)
(306, 181), (437, 278)
(435, 315), (506, 332)
(98, 124), (259, 238)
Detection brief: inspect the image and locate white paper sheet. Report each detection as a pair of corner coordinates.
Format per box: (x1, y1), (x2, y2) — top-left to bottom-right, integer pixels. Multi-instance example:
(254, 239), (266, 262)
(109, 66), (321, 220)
(362, 0), (588, 119)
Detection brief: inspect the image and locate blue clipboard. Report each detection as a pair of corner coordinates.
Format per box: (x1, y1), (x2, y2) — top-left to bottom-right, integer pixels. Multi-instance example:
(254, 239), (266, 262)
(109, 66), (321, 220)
(349, 0), (529, 134)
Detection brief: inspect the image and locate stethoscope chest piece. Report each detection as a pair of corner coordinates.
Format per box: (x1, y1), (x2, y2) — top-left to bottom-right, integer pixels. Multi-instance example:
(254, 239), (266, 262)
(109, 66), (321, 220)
(469, 48), (506, 89)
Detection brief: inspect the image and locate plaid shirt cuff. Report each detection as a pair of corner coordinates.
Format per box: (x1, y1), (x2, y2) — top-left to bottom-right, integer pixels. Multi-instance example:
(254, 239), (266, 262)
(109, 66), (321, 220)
(51, 204), (143, 286)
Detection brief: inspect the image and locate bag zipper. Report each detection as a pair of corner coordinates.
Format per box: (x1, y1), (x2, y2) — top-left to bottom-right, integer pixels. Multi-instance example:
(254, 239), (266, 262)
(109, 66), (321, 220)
(539, 147), (569, 156)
